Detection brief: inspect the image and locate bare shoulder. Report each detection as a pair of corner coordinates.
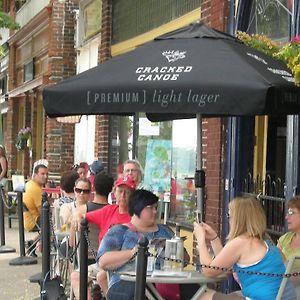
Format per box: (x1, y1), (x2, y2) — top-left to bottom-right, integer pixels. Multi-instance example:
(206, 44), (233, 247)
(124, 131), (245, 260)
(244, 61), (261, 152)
(223, 236), (251, 253)
(226, 236), (248, 247)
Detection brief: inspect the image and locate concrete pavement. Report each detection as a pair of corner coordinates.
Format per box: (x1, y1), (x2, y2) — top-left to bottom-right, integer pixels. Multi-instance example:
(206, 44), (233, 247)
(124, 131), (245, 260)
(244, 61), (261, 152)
(0, 218), (41, 300)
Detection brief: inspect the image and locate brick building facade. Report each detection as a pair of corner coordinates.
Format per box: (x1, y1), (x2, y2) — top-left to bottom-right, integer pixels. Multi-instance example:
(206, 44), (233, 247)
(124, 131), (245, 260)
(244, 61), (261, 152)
(2, 0), (229, 236)
(94, 0), (228, 236)
(5, 0), (79, 179)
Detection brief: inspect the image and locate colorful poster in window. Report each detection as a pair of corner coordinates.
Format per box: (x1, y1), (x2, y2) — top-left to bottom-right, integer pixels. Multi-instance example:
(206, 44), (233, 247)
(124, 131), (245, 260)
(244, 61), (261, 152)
(143, 139), (171, 193)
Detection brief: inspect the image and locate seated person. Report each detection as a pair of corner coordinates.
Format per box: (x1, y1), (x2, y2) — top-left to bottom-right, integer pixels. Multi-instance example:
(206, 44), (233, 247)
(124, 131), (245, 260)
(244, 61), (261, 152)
(56, 177), (92, 284)
(75, 162), (89, 179)
(72, 175), (136, 297)
(0, 144), (8, 187)
(23, 164), (48, 231)
(97, 189), (174, 300)
(278, 196), (300, 292)
(108, 159), (143, 204)
(194, 197), (296, 300)
(60, 177), (91, 231)
(70, 173), (114, 300)
(56, 170), (79, 207)
(88, 160), (105, 190)
(23, 163), (48, 256)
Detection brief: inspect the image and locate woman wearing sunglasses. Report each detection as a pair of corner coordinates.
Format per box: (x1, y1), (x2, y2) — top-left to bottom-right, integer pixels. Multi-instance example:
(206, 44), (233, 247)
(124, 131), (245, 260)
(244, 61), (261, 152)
(57, 178), (92, 273)
(278, 196), (300, 292)
(193, 197), (296, 300)
(60, 177), (92, 229)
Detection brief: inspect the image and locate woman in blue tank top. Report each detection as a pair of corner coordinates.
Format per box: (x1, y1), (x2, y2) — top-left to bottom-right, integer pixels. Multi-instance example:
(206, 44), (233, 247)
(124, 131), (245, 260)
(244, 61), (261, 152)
(193, 197), (296, 300)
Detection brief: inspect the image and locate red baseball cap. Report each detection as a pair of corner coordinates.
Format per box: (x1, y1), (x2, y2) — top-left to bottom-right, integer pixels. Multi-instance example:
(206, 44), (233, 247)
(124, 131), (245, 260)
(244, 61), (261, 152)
(114, 176), (136, 190)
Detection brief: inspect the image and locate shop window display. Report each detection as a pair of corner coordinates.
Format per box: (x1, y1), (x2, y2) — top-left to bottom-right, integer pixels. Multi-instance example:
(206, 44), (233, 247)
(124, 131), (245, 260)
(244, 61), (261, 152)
(113, 114), (197, 225)
(136, 117), (197, 226)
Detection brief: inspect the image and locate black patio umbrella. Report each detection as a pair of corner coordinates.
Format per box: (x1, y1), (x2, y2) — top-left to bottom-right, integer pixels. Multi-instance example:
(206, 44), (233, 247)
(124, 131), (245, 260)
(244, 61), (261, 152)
(43, 22), (300, 220)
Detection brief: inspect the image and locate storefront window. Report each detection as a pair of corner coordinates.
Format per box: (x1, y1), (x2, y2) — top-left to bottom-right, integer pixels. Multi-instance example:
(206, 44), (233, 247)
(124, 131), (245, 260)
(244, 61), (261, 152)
(110, 115), (134, 174)
(239, 0), (290, 182)
(112, 115), (197, 226)
(135, 116), (197, 226)
(246, 0), (290, 41)
(169, 119), (197, 225)
(136, 114), (172, 193)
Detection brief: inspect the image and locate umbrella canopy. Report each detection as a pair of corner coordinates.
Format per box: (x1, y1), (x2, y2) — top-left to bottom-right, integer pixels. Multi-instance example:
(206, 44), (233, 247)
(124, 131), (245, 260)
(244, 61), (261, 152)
(43, 22), (300, 118)
(43, 23), (300, 222)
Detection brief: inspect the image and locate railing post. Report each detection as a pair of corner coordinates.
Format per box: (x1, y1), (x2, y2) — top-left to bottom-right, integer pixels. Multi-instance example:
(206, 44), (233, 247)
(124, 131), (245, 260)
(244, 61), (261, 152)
(79, 218), (88, 300)
(0, 187), (15, 253)
(134, 236), (149, 300)
(29, 192), (49, 284)
(9, 191), (37, 265)
(41, 198), (50, 280)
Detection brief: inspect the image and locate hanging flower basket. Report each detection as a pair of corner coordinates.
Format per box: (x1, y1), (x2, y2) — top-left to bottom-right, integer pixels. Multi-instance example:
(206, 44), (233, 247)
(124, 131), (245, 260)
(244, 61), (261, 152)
(15, 127), (32, 151)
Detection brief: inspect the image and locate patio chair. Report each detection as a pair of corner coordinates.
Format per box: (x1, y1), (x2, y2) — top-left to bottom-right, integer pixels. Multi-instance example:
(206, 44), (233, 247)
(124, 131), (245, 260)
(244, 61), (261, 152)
(276, 256), (300, 300)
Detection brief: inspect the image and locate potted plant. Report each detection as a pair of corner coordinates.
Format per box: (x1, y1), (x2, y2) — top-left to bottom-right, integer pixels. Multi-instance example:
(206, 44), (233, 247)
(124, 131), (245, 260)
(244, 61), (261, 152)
(15, 127), (32, 151)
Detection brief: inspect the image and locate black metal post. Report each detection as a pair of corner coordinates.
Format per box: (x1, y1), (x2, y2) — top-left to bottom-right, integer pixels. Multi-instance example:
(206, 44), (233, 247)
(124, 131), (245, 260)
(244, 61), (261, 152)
(134, 236), (149, 300)
(0, 188), (15, 253)
(41, 200), (50, 279)
(30, 192), (48, 284)
(9, 191), (37, 265)
(79, 218), (88, 300)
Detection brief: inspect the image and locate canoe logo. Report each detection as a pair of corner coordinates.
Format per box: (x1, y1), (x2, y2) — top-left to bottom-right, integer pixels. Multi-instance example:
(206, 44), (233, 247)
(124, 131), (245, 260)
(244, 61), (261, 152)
(162, 50), (186, 63)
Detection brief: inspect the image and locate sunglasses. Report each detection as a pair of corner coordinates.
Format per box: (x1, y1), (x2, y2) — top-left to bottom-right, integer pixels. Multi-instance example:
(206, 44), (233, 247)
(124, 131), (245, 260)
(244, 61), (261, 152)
(71, 164), (79, 170)
(74, 187), (91, 194)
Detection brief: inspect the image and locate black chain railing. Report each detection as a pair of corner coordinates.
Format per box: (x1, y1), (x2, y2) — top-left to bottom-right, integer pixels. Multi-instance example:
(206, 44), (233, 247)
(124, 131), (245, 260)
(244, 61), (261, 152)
(81, 230), (300, 279)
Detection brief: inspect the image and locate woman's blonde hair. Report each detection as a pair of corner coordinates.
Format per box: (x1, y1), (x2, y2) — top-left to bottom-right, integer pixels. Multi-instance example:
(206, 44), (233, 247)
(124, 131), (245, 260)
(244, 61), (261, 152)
(227, 197), (267, 241)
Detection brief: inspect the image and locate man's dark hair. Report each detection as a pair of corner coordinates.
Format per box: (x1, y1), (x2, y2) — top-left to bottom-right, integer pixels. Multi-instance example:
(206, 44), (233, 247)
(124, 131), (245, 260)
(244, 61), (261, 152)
(34, 164), (47, 174)
(60, 170), (79, 193)
(128, 189), (158, 217)
(94, 173), (114, 197)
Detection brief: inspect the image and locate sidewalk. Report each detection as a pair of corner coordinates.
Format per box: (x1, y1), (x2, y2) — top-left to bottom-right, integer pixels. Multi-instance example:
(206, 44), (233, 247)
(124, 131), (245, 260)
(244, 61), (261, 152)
(0, 218), (41, 300)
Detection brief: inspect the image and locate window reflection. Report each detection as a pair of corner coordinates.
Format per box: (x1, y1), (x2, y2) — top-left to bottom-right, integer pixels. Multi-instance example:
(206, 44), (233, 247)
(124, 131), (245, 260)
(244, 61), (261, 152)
(133, 117), (197, 225)
(247, 0), (290, 41)
(169, 119), (197, 224)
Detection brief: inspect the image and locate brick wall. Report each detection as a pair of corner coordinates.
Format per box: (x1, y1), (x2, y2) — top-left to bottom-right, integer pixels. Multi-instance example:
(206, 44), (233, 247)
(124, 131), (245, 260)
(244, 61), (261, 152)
(6, 96), (18, 174)
(202, 0), (228, 236)
(94, 0), (112, 170)
(45, 0), (79, 177)
(191, 0), (228, 263)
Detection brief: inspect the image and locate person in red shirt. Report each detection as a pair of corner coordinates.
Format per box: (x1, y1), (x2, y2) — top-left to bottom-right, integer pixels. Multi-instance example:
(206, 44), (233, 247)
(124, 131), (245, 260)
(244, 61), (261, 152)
(72, 175), (136, 297)
(73, 175), (136, 244)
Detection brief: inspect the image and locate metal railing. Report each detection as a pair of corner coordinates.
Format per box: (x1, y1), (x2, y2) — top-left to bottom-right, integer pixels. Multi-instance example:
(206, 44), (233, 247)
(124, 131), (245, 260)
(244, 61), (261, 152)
(242, 173), (286, 239)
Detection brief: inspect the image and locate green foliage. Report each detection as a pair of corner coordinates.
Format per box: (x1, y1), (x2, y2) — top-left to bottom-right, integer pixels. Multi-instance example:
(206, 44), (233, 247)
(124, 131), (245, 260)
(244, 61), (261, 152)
(275, 36), (300, 86)
(0, 1), (20, 58)
(0, 12), (20, 30)
(236, 31), (280, 57)
(237, 31), (300, 86)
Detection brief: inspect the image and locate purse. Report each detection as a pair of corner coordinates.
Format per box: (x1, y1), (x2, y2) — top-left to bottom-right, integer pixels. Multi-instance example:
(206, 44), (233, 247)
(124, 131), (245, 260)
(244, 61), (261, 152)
(40, 276), (67, 300)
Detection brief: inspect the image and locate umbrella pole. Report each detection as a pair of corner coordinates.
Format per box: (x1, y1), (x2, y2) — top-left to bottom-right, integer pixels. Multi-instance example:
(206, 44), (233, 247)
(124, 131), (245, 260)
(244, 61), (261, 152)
(195, 114), (205, 222)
